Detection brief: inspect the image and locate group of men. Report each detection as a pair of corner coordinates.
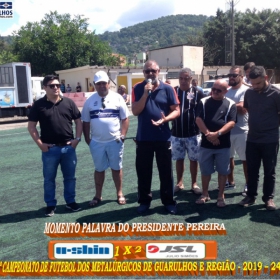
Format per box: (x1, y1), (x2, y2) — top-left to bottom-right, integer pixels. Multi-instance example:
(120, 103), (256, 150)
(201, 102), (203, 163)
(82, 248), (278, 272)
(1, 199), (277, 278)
(27, 59), (280, 217)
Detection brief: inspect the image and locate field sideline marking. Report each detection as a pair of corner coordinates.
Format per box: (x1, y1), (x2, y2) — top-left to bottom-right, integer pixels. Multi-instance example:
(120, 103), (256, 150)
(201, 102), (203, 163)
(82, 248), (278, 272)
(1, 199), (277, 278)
(0, 132), (28, 137)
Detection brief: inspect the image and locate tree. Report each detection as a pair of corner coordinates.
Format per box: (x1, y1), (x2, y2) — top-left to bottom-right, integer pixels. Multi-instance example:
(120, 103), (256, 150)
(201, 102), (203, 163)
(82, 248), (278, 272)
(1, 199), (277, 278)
(98, 14), (209, 57)
(12, 11), (118, 75)
(0, 36), (18, 64)
(234, 9), (280, 68)
(202, 8), (280, 68)
(202, 10), (228, 65)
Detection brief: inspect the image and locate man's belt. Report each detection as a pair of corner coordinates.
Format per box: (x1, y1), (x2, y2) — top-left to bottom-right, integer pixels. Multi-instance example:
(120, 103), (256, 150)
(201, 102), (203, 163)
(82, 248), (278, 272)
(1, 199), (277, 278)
(52, 142), (71, 147)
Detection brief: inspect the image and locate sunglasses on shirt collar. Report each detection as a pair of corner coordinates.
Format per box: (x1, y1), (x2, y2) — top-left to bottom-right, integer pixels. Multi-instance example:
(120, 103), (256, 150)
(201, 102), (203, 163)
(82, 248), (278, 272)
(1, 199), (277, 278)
(101, 97), (106, 109)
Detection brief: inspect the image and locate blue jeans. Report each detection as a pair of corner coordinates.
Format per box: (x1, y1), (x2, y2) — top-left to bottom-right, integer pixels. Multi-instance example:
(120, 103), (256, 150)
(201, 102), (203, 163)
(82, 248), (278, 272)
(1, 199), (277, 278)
(42, 145), (77, 206)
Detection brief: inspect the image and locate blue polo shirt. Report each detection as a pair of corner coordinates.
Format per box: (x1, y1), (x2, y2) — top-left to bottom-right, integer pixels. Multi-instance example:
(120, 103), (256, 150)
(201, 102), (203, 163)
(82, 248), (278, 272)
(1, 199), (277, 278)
(132, 80), (179, 141)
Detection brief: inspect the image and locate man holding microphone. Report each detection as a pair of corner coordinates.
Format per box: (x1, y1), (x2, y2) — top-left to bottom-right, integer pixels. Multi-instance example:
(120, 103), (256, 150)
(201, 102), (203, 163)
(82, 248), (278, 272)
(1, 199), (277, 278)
(132, 60), (180, 214)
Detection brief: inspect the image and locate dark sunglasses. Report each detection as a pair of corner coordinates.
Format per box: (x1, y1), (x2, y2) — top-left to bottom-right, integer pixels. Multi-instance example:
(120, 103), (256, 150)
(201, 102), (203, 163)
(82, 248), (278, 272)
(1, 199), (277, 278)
(228, 74), (239, 78)
(144, 69), (157, 74)
(101, 97), (106, 109)
(211, 87), (222, 93)
(47, 84), (61, 89)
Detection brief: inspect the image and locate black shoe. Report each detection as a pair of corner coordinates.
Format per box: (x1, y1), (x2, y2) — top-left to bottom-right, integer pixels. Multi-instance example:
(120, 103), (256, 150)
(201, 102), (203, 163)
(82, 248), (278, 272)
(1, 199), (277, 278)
(137, 204), (150, 214)
(225, 183), (236, 190)
(66, 202), (82, 212)
(218, 182), (236, 190)
(165, 204), (177, 215)
(239, 196), (256, 207)
(45, 206), (56, 217)
(265, 199), (276, 211)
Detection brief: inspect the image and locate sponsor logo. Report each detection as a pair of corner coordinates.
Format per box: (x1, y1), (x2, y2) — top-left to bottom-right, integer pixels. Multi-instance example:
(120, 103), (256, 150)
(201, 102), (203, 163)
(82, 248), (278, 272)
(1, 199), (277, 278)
(53, 243), (113, 259)
(146, 243), (205, 259)
(0, 2), (13, 18)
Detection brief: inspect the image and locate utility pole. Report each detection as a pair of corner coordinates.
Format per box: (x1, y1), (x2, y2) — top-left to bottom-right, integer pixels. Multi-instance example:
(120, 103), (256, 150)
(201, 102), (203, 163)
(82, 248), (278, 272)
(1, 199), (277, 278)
(225, 0), (239, 65)
(230, 0), (235, 66)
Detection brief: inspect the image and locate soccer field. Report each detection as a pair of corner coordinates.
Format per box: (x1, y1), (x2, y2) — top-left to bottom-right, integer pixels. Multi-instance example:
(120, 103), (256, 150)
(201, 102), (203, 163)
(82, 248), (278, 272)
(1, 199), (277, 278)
(0, 115), (279, 279)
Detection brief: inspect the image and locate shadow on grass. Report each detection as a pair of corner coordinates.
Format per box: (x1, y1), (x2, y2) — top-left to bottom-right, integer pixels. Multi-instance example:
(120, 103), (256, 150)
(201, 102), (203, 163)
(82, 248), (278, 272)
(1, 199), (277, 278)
(0, 203), (93, 223)
(174, 188), (280, 227)
(1, 189), (279, 229)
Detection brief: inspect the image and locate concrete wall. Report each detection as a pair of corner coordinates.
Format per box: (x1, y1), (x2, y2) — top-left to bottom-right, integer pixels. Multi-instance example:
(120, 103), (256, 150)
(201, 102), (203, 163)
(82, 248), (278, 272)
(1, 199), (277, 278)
(56, 65), (234, 91)
(182, 46), (203, 74)
(56, 66), (120, 92)
(148, 46), (182, 69)
(148, 46), (203, 74)
(56, 66), (95, 93)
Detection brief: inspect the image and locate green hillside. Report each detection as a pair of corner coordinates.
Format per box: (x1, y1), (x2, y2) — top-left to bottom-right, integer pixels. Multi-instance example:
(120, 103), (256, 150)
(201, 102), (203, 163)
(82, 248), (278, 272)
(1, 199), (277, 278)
(98, 14), (210, 58)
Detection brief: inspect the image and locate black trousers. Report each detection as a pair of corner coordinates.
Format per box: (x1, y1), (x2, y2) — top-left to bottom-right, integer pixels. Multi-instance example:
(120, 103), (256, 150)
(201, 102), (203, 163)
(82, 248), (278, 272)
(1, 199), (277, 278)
(246, 141), (279, 201)
(136, 141), (175, 206)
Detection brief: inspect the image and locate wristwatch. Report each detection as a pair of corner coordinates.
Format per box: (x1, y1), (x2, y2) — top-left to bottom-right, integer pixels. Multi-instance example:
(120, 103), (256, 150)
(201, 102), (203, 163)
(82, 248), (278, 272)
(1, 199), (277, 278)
(75, 137), (81, 142)
(218, 131), (222, 137)
(120, 135), (125, 141)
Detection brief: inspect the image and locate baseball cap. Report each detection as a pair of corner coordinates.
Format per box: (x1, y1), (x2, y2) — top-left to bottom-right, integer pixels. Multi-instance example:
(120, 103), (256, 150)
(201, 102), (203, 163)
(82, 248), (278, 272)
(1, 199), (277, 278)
(93, 71), (109, 84)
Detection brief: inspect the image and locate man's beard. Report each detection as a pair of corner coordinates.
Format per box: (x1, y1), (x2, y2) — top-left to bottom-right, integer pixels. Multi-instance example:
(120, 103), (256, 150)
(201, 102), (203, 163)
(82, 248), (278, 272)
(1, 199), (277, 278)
(152, 78), (159, 84)
(229, 80), (238, 87)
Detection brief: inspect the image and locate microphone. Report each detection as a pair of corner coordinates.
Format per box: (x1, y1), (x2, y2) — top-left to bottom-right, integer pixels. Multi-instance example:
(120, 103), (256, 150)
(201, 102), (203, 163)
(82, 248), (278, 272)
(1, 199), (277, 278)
(147, 79), (152, 95)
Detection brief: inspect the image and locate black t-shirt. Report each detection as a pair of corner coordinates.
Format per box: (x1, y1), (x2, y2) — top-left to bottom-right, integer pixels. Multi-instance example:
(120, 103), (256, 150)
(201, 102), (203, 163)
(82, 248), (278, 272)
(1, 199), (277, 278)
(171, 86), (204, 137)
(244, 84), (280, 143)
(76, 85), (81, 92)
(196, 96), (237, 149)
(28, 96), (81, 144)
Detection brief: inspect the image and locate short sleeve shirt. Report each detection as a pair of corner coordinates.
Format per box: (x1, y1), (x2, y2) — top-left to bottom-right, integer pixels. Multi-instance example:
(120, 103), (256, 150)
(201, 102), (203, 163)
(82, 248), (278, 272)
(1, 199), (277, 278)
(226, 84), (249, 134)
(132, 80), (179, 141)
(171, 86), (204, 138)
(196, 96), (237, 149)
(28, 96), (81, 143)
(81, 90), (130, 143)
(244, 84), (280, 143)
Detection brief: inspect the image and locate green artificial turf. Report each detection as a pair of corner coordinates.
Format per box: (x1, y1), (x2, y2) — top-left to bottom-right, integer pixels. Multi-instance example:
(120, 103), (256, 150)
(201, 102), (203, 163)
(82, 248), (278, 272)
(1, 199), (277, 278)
(0, 116), (280, 279)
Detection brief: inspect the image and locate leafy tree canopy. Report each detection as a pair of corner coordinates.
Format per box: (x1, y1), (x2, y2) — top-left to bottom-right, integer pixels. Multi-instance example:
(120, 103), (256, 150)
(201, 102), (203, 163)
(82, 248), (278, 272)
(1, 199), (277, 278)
(203, 8), (280, 67)
(11, 11), (120, 75)
(2, 9), (280, 71)
(0, 36), (17, 64)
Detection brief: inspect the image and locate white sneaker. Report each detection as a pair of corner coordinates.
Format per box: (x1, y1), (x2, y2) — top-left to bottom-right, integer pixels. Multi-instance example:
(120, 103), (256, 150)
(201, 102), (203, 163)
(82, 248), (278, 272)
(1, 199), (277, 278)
(242, 185), (247, 197)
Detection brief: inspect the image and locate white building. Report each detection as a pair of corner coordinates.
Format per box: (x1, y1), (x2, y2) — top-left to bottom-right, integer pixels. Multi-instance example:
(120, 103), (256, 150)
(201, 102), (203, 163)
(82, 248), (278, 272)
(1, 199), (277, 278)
(147, 45), (203, 75)
(55, 45), (235, 95)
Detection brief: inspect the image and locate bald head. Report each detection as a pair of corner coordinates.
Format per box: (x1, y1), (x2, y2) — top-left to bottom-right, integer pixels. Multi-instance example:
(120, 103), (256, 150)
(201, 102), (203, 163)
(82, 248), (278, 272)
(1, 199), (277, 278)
(216, 79), (228, 90)
(211, 79), (228, 100)
(144, 60), (159, 70)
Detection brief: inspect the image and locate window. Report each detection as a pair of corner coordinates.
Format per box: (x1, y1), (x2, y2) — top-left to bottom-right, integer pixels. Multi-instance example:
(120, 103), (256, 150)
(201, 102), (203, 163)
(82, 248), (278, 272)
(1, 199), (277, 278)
(0, 67), (14, 86)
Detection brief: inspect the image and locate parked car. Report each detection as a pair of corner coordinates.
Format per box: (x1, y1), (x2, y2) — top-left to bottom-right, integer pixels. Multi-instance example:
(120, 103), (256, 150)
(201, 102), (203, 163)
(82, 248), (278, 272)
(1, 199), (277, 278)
(202, 78), (229, 96)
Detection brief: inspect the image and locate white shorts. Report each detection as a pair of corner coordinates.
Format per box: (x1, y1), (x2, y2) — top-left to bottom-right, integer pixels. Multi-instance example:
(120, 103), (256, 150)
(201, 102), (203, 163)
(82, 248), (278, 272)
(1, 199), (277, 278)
(89, 139), (124, 172)
(230, 133), (247, 161)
